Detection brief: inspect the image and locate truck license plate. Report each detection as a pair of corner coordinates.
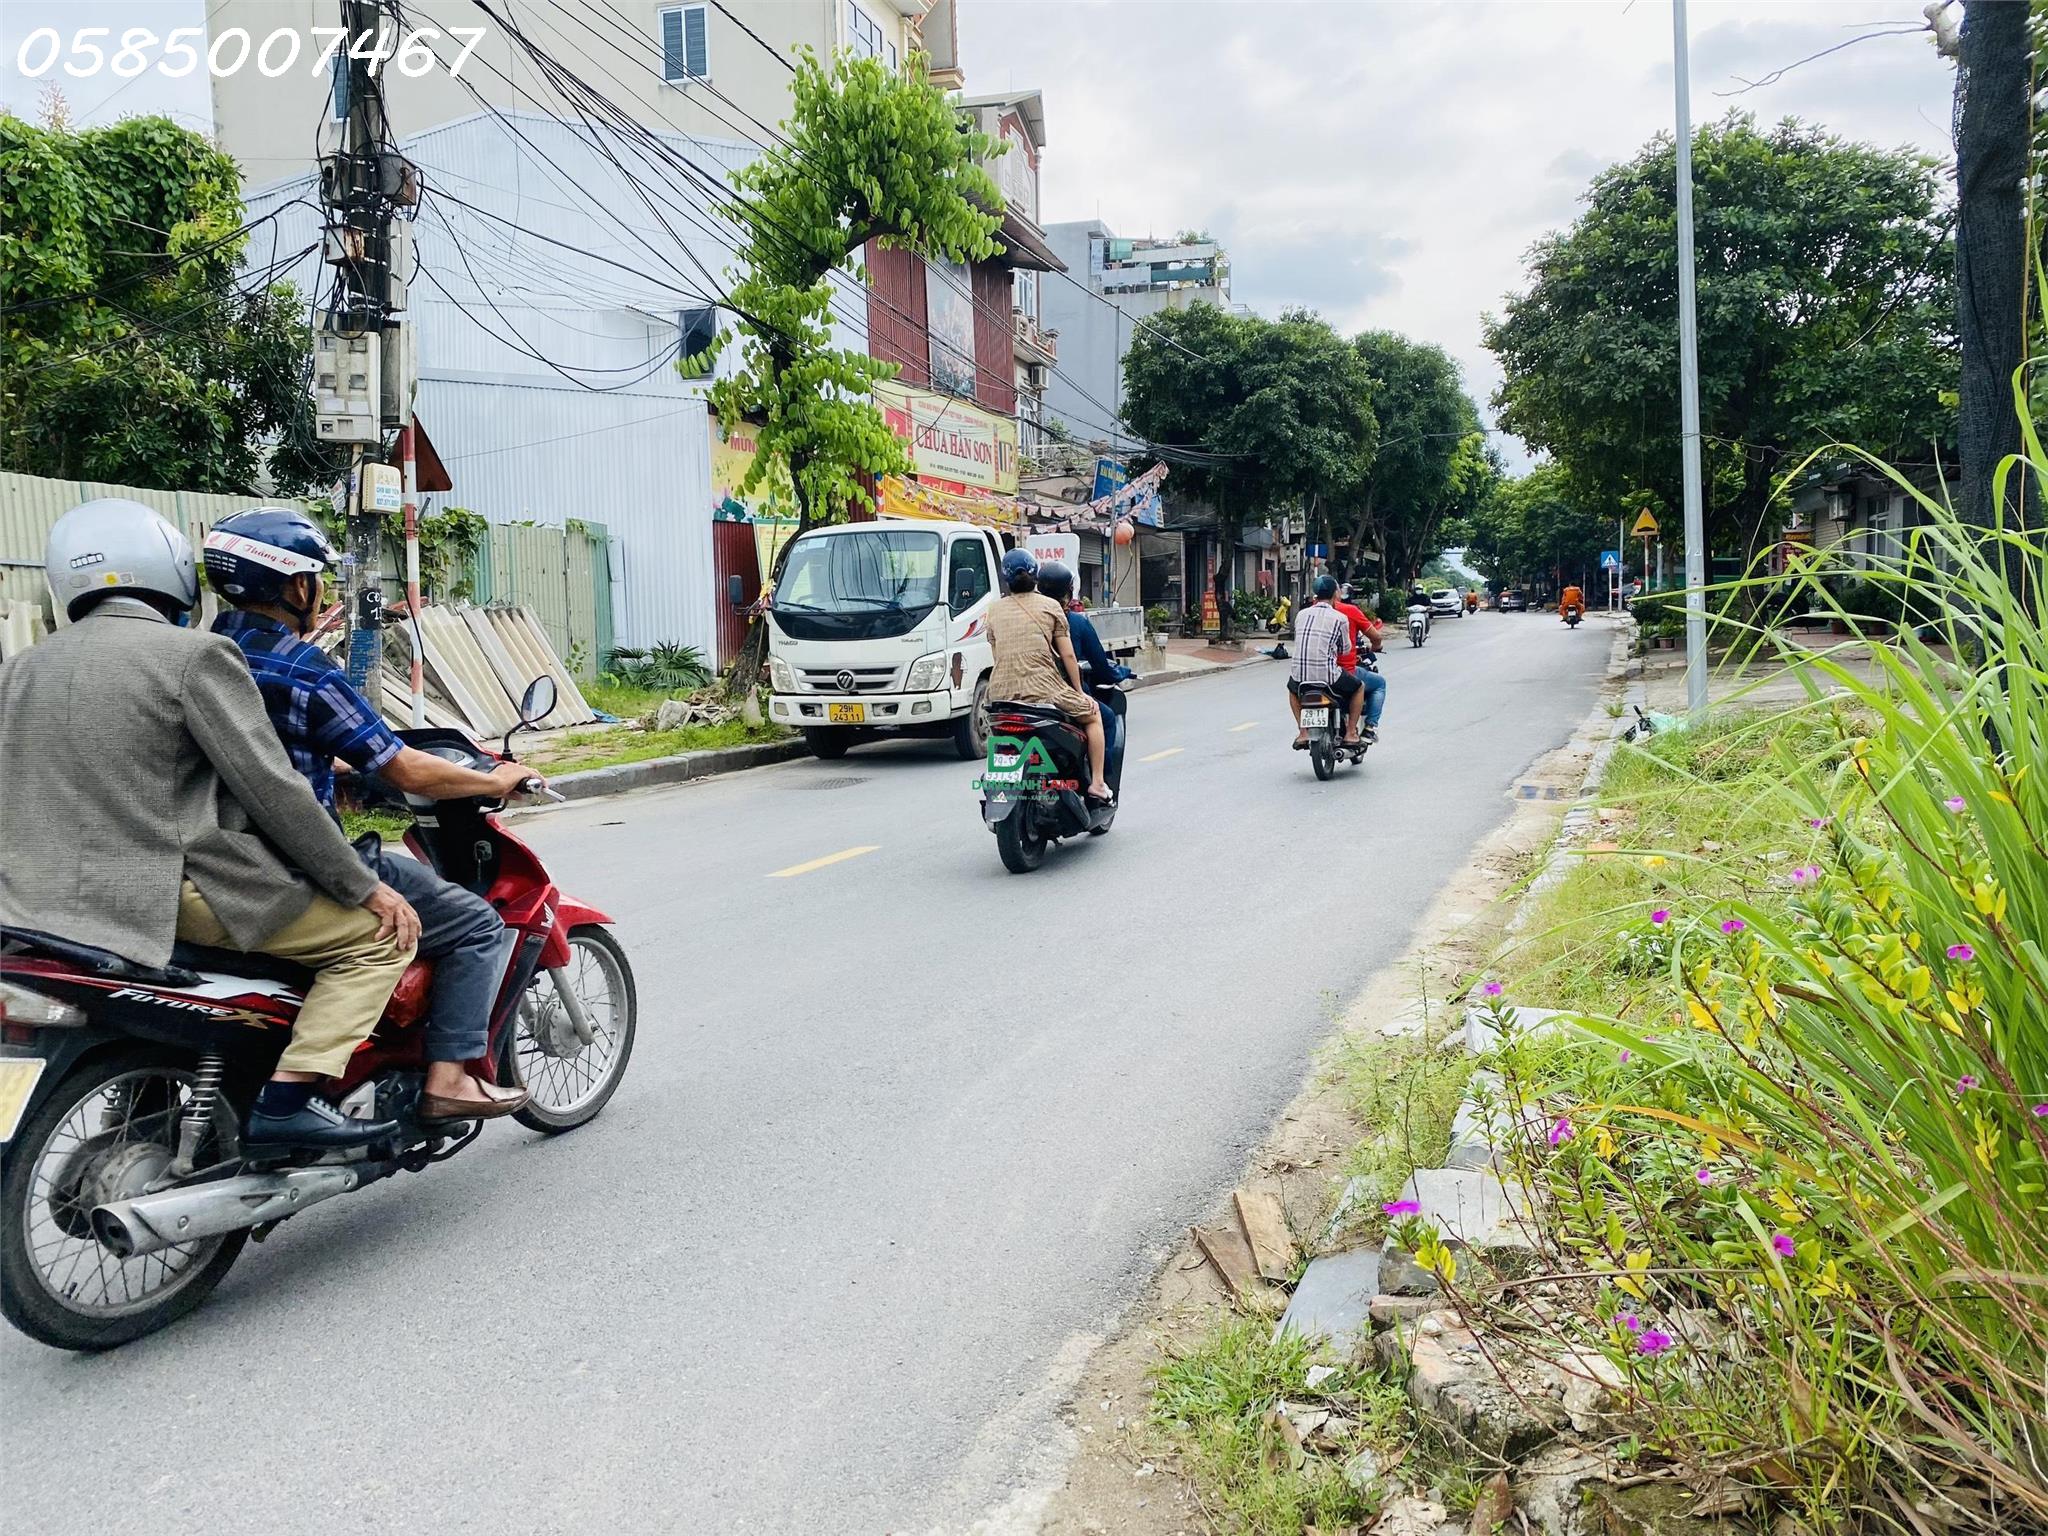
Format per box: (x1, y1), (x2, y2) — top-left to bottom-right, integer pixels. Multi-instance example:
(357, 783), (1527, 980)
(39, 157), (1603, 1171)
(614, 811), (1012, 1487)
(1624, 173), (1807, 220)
(1300, 707), (1330, 728)
(0, 1058), (47, 1142)
(827, 702), (865, 724)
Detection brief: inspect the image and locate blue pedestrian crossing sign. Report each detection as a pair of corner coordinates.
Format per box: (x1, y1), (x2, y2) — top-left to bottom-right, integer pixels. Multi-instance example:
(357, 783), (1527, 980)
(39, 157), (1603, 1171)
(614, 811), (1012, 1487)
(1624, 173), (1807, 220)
(1600, 550), (1621, 570)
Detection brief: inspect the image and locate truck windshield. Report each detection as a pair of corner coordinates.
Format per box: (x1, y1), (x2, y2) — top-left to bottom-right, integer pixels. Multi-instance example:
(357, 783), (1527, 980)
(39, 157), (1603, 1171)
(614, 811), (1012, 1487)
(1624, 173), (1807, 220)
(771, 530), (942, 640)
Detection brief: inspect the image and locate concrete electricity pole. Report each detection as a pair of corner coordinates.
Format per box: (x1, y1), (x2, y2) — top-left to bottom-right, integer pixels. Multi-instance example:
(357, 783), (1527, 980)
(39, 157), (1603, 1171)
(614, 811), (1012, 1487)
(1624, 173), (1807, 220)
(312, 0), (421, 720)
(1671, 0), (1708, 717)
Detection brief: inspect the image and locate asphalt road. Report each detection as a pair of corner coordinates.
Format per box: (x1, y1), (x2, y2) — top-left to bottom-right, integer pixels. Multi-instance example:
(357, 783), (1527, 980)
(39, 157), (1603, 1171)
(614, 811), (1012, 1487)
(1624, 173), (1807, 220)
(3, 610), (1607, 1535)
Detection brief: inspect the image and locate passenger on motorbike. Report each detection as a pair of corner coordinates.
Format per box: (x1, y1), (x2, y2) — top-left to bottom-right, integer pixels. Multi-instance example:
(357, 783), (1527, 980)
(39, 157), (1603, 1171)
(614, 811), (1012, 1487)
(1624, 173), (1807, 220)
(1290, 574), (1363, 749)
(0, 500), (418, 1150)
(203, 508), (535, 1124)
(1333, 585), (1386, 744)
(985, 549), (1113, 803)
(1034, 562), (1135, 756)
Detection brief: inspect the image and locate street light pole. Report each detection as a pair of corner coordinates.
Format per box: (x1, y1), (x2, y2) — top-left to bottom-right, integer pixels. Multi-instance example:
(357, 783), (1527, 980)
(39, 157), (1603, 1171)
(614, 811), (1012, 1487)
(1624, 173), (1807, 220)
(1672, 0), (1708, 717)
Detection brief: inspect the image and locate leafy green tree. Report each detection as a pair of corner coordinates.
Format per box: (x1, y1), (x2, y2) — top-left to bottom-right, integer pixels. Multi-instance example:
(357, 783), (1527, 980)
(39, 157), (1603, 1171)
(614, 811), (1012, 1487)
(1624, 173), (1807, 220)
(1464, 463), (1615, 594)
(1339, 332), (1483, 585)
(708, 48), (1000, 536)
(0, 113), (336, 493)
(1484, 115), (1956, 565)
(1122, 305), (1375, 636)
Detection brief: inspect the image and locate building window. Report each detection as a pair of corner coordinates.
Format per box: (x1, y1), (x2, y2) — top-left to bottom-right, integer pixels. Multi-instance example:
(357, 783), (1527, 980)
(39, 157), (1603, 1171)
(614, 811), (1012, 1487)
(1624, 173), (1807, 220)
(660, 4), (709, 83)
(848, 3), (889, 63)
(1012, 268), (1038, 320)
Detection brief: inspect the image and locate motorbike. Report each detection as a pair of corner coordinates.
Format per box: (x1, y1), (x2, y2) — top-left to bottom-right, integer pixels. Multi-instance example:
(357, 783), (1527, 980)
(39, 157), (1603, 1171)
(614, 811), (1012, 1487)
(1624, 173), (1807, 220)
(0, 678), (637, 1351)
(980, 666), (1130, 874)
(1406, 604), (1430, 648)
(1564, 604), (1584, 628)
(1296, 654), (1374, 782)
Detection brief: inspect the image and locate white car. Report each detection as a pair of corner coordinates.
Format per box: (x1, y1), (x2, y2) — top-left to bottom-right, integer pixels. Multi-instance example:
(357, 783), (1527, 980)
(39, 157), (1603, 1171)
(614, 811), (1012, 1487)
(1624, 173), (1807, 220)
(1428, 588), (1463, 618)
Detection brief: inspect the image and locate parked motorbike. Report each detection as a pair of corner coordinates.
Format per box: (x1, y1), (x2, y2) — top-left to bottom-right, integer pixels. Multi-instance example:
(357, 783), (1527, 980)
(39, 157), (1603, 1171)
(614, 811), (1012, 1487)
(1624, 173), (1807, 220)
(980, 668), (1130, 873)
(0, 678), (637, 1352)
(1406, 604), (1430, 648)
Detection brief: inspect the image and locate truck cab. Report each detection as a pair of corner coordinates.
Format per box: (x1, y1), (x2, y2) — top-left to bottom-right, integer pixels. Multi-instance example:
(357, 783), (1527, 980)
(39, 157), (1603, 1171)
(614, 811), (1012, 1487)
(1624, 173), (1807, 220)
(764, 519), (1006, 761)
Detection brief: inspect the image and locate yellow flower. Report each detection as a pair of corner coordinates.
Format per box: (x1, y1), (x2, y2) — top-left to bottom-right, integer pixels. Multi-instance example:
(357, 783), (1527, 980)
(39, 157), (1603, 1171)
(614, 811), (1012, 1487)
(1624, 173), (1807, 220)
(1592, 1125), (1617, 1160)
(1644, 855), (1668, 868)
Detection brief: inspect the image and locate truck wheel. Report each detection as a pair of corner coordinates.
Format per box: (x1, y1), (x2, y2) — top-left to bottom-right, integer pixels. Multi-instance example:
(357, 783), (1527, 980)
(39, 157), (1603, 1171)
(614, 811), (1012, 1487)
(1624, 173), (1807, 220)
(951, 678), (990, 761)
(804, 728), (852, 760)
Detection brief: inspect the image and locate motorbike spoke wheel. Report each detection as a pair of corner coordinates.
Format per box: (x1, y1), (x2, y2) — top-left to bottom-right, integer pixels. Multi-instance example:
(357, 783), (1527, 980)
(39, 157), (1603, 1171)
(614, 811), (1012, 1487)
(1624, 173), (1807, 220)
(505, 927), (637, 1134)
(1310, 734), (1336, 781)
(1, 1050), (246, 1351)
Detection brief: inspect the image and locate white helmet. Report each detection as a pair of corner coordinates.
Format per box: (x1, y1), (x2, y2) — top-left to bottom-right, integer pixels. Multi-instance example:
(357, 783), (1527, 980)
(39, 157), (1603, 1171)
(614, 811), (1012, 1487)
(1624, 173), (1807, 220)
(44, 498), (199, 622)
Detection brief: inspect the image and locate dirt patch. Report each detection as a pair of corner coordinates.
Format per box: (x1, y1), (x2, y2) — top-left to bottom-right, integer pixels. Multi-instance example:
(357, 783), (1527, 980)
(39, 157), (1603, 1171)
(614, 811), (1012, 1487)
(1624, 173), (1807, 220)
(1027, 701), (1617, 1535)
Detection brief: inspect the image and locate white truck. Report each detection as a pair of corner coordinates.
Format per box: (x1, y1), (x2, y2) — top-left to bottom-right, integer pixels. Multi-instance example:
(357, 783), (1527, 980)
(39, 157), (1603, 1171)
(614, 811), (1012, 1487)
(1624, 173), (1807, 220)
(761, 518), (1142, 761)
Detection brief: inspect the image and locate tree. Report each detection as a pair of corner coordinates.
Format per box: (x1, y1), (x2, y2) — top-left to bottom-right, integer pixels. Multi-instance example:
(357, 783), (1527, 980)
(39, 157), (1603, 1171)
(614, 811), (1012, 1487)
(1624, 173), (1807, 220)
(1342, 332), (1486, 585)
(1484, 115), (1956, 568)
(1122, 305), (1375, 636)
(0, 113), (336, 493)
(1464, 463), (1613, 594)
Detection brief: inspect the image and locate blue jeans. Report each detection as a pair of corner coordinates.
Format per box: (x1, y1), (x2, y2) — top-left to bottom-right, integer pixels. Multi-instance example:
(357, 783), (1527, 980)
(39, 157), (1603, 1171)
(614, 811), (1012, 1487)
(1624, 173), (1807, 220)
(1359, 669), (1386, 727)
(365, 846), (508, 1063)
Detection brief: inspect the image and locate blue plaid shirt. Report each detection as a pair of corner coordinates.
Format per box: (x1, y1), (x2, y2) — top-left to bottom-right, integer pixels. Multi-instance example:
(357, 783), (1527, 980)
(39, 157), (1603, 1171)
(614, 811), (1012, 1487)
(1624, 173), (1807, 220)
(214, 612), (403, 814)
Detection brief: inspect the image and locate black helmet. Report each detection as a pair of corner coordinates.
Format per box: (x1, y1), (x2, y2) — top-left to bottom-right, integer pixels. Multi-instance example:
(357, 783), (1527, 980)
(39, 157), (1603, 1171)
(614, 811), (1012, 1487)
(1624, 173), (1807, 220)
(202, 507), (337, 626)
(1000, 547), (1039, 593)
(1313, 573), (1338, 600)
(1037, 561), (1074, 603)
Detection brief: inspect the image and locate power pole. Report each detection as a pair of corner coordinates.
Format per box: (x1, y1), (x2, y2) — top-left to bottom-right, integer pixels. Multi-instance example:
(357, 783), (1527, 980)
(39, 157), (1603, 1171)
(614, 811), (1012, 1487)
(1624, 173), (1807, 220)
(311, 0), (420, 717)
(1671, 0), (1709, 717)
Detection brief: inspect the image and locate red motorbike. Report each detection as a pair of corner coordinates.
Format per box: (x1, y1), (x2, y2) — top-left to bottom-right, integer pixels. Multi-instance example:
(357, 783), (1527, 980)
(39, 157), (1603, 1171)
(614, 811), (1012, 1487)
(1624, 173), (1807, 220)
(0, 678), (636, 1350)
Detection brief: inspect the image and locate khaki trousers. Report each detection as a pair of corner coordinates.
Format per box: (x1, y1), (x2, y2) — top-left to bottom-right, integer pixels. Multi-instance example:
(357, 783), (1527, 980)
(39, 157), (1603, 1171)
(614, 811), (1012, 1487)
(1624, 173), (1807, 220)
(176, 882), (416, 1076)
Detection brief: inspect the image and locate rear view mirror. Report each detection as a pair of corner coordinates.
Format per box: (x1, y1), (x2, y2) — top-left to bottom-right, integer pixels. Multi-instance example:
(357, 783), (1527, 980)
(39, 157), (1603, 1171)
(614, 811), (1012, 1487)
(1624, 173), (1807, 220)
(952, 572), (978, 608)
(519, 675), (558, 726)
(727, 574), (746, 609)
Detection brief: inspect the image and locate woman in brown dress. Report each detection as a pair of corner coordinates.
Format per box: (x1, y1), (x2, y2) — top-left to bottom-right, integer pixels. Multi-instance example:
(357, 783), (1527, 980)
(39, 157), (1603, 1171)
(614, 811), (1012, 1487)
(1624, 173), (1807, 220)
(986, 548), (1113, 802)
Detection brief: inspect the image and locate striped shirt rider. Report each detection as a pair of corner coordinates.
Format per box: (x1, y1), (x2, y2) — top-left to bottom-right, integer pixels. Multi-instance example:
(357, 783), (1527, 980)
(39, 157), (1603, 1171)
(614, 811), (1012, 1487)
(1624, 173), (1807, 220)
(1290, 600), (1351, 686)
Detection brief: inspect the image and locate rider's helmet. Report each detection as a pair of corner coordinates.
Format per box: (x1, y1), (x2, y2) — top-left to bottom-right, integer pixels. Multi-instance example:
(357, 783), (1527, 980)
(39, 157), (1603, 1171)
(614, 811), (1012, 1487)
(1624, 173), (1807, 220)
(1037, 561), (1075, 603)
(201, 507), (338, 628)
(44, 498), (199, 623)
(1312, 573), (1338, 600)
(1000, 547), (1039, 593)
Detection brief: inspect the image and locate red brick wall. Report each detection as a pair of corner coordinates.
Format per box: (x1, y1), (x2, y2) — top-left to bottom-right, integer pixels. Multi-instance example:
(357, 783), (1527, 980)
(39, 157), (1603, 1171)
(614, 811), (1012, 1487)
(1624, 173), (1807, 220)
(971, 260), (1016, 416)
(865, 241), (929, 387)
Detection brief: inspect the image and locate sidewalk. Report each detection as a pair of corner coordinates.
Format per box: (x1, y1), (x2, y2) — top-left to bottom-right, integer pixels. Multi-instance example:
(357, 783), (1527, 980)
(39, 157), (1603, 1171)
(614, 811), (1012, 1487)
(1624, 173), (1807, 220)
(1631, 627), (1936, 712)
(1135, 634), (1277, 679)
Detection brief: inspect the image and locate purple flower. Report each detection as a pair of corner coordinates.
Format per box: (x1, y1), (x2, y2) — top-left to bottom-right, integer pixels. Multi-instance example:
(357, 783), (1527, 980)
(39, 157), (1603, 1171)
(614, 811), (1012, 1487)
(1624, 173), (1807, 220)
(1791, 866), (1820, 885)
(1637, 1329), (1675, 1356)
(1695, 1167), (1714, 1185)
(1650, 908), (1670, 926)
(1620, 1313), (1642, 1332)
(1771, 1233), (1797, 1258)
(1482, 981), (1504, 998)
(1808, 816), (1833, 829)
(1382, 1199), (1421, 1217)
(1619, 1049), (1633, 1064)
(1721, 918), (1747, 935)
(1947, 943), (1975, 962)
(1957, 1076), (1979, 1093)
(1946, 796), (1967, 813)
(1549, 1117), (1574, 1147)
(2033, 1104), (2048, 1118)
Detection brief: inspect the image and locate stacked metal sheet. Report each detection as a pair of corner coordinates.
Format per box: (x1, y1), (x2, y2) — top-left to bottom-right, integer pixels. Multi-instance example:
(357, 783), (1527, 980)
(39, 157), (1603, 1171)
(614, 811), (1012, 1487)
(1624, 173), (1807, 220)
(378, 605), (597, 738)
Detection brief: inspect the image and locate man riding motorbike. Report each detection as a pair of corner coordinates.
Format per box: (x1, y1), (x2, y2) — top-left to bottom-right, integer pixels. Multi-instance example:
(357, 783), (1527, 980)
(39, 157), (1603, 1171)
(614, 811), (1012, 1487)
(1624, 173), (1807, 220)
(0, 500), (416, 1149)
(985, 548), (1113, 803)
(1406, 582), (1432, 636)
(203, 507), (534, 1125)
(1290, 574), (1363, 748)
(1333, 585), (1386, 744)
(1559, 584), (1585, 623)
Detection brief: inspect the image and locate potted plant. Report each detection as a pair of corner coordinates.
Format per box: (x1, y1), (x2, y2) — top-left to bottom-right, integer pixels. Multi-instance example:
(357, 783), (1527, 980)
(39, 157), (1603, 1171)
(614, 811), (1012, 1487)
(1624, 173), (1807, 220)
(1145, 604), (1172, 646)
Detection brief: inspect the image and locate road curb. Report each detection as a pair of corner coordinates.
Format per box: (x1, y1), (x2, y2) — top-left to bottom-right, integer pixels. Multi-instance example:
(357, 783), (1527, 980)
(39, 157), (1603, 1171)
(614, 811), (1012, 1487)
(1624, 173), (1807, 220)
(1125, 653), (1276, 692)
(546, 738), (810, 802)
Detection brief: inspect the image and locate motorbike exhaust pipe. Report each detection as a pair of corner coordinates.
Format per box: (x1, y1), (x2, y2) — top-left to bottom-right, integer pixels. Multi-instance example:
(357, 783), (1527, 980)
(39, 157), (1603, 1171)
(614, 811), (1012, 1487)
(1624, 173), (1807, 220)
(91, 1166), (362, 1259)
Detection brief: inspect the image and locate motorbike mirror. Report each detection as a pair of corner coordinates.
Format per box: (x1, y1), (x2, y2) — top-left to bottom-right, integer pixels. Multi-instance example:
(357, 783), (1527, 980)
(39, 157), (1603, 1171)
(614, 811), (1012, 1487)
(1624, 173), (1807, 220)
(727, 574), (746, 609)
(519, 675), (558, 727)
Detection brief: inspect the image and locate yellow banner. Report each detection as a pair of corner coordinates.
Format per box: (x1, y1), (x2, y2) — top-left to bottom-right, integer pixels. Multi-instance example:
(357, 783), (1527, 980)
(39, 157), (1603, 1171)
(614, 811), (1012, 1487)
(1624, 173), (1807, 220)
(874, 383), (1019, 494)
(878, 474), (1021, 532)
(709, 413), (794, 517)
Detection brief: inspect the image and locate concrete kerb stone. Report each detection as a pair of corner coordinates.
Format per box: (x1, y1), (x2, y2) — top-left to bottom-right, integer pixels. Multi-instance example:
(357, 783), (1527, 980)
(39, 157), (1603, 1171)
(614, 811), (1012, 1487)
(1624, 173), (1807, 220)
(1121, 652), (1276, 693)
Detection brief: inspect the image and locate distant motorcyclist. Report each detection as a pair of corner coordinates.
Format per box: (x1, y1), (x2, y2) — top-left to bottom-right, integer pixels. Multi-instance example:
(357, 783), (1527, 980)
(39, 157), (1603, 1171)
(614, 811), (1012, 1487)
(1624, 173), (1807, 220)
(986, 549), (1113, 803)
(1406, 582), (1432, 635)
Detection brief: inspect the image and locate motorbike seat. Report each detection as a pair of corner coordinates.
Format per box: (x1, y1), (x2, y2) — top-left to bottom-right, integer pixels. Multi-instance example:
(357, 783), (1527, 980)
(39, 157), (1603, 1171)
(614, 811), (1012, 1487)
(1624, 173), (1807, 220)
(1, 926), (197, 986)
(989, 700), (1072, 725)
(169, 942), (317, 991)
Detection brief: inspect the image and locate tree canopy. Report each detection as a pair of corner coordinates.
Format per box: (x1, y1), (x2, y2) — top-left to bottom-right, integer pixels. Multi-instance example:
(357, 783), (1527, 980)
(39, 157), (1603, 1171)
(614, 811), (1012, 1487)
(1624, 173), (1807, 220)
(1343, 331), (1489, 585)
(707, 48), (1000, 532)
(1484, 114), (1956, 562)
(0, 112), (335, 493)
(1463, 463), (1614, 593)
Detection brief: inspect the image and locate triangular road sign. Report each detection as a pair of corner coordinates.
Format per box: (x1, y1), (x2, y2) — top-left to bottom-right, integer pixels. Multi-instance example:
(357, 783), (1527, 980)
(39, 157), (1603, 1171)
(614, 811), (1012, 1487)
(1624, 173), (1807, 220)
(1631, 509), (1660, 537)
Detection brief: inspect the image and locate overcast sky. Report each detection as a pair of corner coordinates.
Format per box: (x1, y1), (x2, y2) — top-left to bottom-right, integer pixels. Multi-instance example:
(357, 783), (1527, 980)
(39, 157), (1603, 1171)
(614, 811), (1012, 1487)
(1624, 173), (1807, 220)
(6, 0), (1958, 460)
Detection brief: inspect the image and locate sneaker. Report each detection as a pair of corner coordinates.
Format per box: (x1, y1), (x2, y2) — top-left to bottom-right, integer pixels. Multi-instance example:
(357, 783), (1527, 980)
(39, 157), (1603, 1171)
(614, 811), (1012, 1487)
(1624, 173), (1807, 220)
(1363, 725), (1379, 744)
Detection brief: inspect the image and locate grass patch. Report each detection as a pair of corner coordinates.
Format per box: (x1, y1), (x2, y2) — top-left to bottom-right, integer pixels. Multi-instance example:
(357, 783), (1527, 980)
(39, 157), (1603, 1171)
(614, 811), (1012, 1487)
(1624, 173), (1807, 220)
(580, 676), (684, 719)
(1326, 1029), (1474, 1246)
(1151, 1316), (1413, 1535)
(338, 807), (411, 844)
(538, 719), (786, 776)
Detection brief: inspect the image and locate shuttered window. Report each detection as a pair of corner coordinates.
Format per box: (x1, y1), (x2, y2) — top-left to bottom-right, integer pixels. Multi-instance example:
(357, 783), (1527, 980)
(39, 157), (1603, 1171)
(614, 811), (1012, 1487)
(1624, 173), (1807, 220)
(659, 4), (709, 82)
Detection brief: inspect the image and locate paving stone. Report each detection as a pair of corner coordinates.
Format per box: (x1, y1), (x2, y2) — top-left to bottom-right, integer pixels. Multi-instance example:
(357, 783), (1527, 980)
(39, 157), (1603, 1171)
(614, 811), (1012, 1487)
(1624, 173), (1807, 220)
(1464, 1002), (1582, 1055)
(1367, 1293), (1442, 1328)
(1274, 1246), (1380, 1352)
(1398, 1167), (1540, 1265)
(1376, 1237), (1441, 1296)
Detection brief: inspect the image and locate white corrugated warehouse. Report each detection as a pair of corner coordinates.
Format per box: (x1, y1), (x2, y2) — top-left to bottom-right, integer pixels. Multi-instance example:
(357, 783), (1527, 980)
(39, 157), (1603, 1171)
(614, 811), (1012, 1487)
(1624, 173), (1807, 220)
(245, 110), (869, 658)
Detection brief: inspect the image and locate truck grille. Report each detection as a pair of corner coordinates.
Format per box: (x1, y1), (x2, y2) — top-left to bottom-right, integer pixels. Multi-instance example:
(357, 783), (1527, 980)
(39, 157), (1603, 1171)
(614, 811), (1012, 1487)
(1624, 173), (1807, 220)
(800, 666), (898, 694)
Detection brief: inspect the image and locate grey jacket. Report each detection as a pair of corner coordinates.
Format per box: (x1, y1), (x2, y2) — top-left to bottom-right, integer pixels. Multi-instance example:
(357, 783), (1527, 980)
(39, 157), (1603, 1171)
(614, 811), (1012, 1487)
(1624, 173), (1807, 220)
(0, 599), (379, 967)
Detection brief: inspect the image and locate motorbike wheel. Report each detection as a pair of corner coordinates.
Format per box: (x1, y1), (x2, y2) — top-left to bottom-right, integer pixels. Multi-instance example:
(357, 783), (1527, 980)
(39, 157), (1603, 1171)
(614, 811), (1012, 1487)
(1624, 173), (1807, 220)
(995, 814), (1047, 873)
(0, 1046), (247, 1351)
(503, 926), (639, 1134)
(1309, 732), (1336, 781)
